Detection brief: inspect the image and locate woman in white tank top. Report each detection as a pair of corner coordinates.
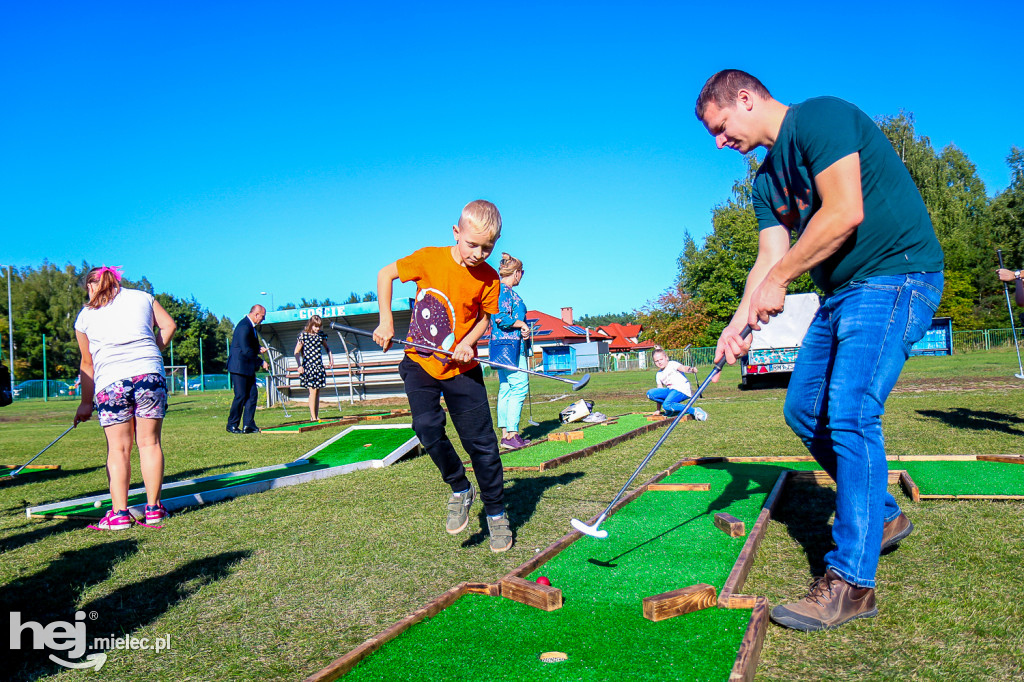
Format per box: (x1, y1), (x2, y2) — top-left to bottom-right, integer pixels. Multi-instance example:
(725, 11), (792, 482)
(74, 266), (177, 530)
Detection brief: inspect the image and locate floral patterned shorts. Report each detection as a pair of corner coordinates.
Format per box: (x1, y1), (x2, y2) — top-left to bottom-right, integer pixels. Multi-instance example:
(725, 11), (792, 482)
(95, 373), (168, 427)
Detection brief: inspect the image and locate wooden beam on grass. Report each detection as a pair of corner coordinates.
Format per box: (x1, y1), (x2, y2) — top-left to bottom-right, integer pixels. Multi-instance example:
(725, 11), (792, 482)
(642, 584), (716, 622)
(647, 483), (711, 492)
(719, 471), (788, 603)
(898, 470), (920, 502)
(714, 513), (746, 537)
(500, 575), (562, 611)
(977, 454), (1024, 465)
(465, 582), (500, 596)
(0, 464), (61, 470)
(728, 597), (769, 682)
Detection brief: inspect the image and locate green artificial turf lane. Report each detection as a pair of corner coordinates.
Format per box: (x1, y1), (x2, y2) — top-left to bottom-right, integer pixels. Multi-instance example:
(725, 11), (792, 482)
(40, 427), (416, 517)
(309, 427), (415, 467)
(497, 414), (655, 467)
(899, 460), (1024, 495)
(261, 418), (348, 432)
(42, 461), (332, 517)
(346, 594), (751, 681)
(347, 461), (813, 681)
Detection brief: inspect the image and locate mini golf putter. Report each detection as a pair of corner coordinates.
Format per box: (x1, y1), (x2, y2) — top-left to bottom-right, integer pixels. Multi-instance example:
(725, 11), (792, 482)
(329, 322), (590, 390)
(571, 325), (753, 539)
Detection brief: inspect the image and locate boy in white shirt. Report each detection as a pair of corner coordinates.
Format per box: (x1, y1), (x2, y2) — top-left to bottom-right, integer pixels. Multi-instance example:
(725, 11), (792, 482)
(647, 347), (707, 421)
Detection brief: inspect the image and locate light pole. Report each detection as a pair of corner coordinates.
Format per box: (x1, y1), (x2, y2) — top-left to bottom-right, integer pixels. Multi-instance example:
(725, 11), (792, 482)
(6, 265), (14, 387)
(260, 291), (274, 312)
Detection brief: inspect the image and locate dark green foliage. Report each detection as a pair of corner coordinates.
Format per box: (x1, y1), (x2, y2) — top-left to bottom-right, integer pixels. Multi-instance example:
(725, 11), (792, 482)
(574, 311), (635, 328)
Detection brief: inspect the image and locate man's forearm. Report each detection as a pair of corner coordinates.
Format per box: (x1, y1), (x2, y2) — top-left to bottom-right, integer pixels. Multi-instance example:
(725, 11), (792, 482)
(765, 209), (858, 289)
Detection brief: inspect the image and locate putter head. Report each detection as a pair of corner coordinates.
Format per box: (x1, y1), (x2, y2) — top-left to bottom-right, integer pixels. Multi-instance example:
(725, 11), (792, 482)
(1016, 374), (1024, 380)
(572, 373), (591, 391)
(570, 517), (608, 539)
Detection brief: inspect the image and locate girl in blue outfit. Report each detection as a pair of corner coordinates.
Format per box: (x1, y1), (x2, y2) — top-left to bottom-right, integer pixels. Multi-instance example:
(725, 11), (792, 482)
(490, 253), (532, 449)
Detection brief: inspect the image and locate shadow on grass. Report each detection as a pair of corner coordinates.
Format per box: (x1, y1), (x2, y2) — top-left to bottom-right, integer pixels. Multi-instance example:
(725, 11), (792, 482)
(916, 408), (1024, 435)
(3, 539), (139, 680)
(521, 418), (562, 441)
(0, 465), (105, 490)
(772, 480), (837, 576)
(5, 545), (251, 681)
(0, 517), (91, 554)
(461, 471), (585, 549)
(31, 462), (254, 506)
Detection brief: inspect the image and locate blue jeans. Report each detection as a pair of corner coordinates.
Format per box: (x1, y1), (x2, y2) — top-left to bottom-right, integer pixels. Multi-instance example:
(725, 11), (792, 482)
(783, 272), (943, 588)
(646, 387), (698, 417)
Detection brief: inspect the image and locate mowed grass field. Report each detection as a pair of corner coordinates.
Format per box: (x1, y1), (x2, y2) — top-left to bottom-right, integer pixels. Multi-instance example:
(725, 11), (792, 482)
(2, 350), (1023, 681)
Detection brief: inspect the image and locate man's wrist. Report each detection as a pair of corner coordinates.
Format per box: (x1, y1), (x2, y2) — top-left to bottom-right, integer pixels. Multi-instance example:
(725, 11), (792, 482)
(1014, 270), (1021, 280)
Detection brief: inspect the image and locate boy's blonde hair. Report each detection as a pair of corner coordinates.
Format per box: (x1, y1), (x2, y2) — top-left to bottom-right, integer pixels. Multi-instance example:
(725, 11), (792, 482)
(459, 199), (502, 240)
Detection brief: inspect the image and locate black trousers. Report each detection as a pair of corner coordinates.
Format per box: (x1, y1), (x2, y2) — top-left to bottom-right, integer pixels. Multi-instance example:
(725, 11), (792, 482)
(399, 356), (505, 516)
(228, 372), (259, 430)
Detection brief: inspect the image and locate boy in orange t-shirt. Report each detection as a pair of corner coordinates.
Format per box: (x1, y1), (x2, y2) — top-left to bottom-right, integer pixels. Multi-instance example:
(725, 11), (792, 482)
(373, 200), (511, 552)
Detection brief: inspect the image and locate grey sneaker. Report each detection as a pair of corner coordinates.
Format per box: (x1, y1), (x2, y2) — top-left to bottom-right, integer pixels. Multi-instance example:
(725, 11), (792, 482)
(446, 483), (475, 534)
(487, 513), (513, 553)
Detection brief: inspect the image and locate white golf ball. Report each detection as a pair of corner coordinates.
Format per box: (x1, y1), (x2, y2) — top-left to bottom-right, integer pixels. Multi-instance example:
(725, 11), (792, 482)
(94, 500), (102, 508)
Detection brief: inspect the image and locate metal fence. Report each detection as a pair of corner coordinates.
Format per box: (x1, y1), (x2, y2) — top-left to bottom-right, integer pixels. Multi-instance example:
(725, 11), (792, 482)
(595, 326), (1022, 372)
(950, 328), (1018, 353)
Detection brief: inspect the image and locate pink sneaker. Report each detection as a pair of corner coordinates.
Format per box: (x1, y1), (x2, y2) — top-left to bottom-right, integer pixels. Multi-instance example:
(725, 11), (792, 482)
(88, 509), (133, 531)
(142, 503), (171, 527)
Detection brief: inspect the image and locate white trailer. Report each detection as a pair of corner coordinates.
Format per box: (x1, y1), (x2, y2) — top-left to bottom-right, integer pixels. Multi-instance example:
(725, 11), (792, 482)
(740, 292), (820, 388)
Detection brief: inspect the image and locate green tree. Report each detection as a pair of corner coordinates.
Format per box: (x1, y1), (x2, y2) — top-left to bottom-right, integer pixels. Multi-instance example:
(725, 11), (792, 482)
(575, 312), (634, 328)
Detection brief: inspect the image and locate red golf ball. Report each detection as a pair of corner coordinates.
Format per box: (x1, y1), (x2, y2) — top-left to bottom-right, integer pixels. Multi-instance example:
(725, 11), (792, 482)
(536, 576), (551, 586)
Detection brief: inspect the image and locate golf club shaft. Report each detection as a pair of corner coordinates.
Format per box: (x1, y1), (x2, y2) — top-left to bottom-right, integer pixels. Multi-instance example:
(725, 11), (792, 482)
(13, 424), (75, 475)
(328, 322), (586, 388)
(997, 249), (1024, 375)
(586, 326), (752, 528)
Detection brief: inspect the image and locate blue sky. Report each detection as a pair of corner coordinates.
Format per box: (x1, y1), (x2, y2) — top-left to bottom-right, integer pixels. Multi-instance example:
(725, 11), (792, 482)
(3, 1), (1022, 323)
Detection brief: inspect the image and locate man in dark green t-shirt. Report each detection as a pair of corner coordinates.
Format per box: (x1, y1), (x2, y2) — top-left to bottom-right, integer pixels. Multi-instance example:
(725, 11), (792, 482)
(695, 70), (944, 632)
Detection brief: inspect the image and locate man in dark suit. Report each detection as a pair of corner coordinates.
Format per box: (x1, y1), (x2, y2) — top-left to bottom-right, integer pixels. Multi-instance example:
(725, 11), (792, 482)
(227, 304), (269, 434)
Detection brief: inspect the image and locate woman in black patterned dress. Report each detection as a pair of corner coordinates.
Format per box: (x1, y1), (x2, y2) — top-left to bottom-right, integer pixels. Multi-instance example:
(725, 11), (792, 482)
(293, 315), (334, 422)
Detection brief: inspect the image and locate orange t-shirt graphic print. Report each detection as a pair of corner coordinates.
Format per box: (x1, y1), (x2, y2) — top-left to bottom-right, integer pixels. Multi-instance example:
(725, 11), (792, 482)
(396, 246), (500, 380)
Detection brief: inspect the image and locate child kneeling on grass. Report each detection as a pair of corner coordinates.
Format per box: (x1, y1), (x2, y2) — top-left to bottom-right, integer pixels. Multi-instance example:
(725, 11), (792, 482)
(647, 346), (707, 421)
(372, 199), (512, 553)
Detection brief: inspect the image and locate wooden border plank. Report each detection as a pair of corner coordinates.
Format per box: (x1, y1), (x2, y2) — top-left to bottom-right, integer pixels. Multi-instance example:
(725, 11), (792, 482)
(648, 481), (712, 491)
(464, 582), (500, 596)
(899, 470), (921, 502)
(729, 597), (769, 682)
(500, 575), (562, 611)
(721, 456), (816, 463)
(888, 454), (978, 461)
(0, 464), (61, 470)
(642, 583), (716, 622)
(919, 494), (1024, 500)
(977, 455), (1024, 464)
(720, 471), (789, 601)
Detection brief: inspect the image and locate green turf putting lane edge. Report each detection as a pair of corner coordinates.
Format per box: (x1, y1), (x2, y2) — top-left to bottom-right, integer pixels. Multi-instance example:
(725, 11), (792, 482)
(26, 426), (419, 519)
(899, 460), (1024, 496)
(484, 414), (669, 469)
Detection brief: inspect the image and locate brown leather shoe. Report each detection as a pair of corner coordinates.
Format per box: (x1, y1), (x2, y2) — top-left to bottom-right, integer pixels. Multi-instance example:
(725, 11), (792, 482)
(881, 512), (913, 551)
(770, 569), (878, 631)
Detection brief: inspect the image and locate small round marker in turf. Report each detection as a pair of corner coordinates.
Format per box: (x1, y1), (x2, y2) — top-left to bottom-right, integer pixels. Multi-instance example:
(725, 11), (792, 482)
(539, 651), (567, 663)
